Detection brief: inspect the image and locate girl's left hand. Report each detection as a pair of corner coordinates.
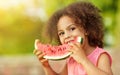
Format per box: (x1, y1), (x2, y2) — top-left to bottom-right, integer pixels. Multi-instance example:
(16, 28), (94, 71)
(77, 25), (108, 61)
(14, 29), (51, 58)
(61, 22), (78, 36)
(68, 42), (87, 63)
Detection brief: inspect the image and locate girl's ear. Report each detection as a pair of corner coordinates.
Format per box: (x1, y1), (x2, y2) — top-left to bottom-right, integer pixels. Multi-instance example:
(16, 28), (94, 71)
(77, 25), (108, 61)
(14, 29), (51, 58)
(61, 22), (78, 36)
(84, 31), (88, 36)
(85, 33), (88, 36)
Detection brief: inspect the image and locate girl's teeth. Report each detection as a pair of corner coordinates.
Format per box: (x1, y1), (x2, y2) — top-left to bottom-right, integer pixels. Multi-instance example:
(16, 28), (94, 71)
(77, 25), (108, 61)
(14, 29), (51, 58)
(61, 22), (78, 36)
(68, 41), (70, 44)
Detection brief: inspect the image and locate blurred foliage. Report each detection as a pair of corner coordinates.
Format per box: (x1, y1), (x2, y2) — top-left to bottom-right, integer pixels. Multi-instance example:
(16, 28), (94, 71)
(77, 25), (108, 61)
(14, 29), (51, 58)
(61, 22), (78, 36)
(0, 0), (120, 55)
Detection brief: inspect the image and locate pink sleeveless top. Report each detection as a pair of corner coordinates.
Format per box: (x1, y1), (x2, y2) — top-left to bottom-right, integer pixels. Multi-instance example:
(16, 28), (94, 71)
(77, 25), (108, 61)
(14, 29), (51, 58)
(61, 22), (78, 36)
(67, 47), (112, 75)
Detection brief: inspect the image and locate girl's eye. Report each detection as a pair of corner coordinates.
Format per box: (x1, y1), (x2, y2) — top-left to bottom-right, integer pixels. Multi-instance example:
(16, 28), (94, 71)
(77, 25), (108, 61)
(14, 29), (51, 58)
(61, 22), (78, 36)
(58, 32), (64, 36)
(70, 27), (76, 31)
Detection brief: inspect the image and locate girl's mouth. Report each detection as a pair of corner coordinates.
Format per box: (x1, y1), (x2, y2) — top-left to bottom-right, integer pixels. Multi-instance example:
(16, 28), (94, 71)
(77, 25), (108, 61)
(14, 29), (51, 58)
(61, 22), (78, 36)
(65, 40), (74, 44)
(64, 36), (82, 44)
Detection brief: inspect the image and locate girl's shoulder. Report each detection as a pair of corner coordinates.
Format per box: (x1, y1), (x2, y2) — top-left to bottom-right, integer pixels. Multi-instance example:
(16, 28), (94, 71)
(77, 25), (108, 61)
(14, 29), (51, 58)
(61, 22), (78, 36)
(88, 47), (112, 66)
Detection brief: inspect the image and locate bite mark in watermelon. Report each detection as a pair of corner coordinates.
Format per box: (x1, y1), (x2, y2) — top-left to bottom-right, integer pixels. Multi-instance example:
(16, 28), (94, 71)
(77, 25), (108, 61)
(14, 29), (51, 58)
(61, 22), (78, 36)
(34, 36), (83, 60)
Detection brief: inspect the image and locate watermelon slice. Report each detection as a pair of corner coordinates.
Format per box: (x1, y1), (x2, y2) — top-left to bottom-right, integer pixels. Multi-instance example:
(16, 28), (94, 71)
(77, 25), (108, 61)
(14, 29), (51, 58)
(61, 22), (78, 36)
(34, 36), (83, 61)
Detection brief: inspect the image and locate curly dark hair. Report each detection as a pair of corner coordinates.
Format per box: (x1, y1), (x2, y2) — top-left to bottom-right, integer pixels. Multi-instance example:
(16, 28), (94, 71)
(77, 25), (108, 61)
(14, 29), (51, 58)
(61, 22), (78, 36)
(46, 1), (104, 48)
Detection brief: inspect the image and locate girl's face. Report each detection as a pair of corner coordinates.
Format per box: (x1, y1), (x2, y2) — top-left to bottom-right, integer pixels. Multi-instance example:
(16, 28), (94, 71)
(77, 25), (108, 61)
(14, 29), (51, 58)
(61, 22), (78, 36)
(57, 16), (86, 44)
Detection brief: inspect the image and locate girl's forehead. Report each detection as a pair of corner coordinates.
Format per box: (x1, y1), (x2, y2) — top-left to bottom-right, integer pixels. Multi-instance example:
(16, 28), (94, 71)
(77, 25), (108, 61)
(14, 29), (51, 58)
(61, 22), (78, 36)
(57, 16), (75, 28)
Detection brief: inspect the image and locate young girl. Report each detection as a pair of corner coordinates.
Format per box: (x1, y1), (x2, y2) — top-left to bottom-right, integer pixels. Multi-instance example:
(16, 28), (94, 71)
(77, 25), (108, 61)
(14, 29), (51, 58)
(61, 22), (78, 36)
(33, 1), (113, 75)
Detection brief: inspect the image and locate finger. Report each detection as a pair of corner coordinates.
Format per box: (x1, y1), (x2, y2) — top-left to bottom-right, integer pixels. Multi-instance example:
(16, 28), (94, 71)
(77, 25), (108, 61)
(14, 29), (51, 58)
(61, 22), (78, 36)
(37, 51), (43, 56)
(68, 43), (78, 49)
(68, 43), (81, 54)
(70, 41), (82, 49)
(75, 42), (82, 47)
(41, 59), (48, 63)
(33, 50), (42, 56)
(67, 43), (76, 53)
(38, 53), (45, 60)
(33, 49), (37, 54)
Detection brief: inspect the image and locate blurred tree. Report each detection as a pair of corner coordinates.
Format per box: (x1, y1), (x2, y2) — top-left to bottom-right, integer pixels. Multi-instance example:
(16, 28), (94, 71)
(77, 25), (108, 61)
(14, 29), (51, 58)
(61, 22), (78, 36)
(0, 0), (80, 55)
(0, 2), (45, 55)
(115, 0), (120, 47)
(90, 0), (119, 47)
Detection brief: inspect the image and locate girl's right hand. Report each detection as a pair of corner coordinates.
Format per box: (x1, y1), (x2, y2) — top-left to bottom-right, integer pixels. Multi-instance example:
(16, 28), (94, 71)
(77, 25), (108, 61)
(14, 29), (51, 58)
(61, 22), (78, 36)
(33, 49), (50, 68)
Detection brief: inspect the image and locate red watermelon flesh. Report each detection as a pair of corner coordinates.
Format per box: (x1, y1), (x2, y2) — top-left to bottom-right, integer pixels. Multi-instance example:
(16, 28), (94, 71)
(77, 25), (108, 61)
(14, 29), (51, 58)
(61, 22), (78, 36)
(34, 36), (83, 60)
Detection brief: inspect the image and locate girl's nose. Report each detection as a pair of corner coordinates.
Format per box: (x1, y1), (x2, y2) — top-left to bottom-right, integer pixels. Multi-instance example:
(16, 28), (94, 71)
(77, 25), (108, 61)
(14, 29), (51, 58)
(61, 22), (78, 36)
(64, 32), (71, 39)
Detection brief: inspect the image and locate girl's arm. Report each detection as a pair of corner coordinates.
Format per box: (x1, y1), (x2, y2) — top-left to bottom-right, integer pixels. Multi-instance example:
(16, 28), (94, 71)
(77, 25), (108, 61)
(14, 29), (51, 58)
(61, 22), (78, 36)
(68, 43), (113, 75)
(43, 61), (68, 75)
(80, 53), (113, 75)
(33, 49), (57, 75)
(43, 65), (57, 75)
(58, 64), (68, 75)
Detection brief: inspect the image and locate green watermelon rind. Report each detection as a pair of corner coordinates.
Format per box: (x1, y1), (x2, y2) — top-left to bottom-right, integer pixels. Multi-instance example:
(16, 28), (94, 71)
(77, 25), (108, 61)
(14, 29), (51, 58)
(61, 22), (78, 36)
(77, 37), (83, 44)
(43, 52), (73, 61)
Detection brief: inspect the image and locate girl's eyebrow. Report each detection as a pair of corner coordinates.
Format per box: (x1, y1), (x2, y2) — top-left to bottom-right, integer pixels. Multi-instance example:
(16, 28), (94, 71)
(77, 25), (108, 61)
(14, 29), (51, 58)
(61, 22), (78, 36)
(66, 23), (76, 29)
(58, 30), (63, 33)
(67, 23), (76, 28)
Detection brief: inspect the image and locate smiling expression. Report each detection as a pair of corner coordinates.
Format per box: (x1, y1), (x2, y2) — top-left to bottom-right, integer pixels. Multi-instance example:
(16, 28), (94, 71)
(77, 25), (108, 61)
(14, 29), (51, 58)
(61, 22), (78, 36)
(57, 16), (86, 44)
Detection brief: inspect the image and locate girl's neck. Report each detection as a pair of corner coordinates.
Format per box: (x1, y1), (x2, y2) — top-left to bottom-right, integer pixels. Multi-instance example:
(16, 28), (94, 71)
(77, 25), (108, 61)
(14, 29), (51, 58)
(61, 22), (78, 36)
(83, 39), (96, 56)
(85, 45), (96, 56)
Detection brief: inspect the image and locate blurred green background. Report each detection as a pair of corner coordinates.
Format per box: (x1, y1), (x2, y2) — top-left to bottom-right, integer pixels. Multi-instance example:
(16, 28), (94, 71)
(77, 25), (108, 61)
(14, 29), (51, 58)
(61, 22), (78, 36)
(0, 0), (120, 75)
(0, 0), (120, 55)
(0, 0), (119, 55)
